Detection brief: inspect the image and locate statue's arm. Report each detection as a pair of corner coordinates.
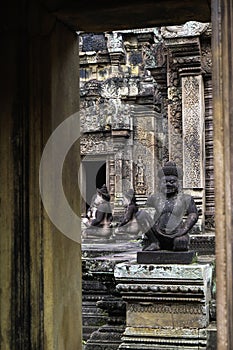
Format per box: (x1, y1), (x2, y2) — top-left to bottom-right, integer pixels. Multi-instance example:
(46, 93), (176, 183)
(176, 196), (198, 236)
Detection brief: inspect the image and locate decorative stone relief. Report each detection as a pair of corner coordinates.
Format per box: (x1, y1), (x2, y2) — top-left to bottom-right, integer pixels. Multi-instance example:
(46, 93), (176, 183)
(133, 114), (156, 195)
(109, 157), (116, 196)
(117, 283), (205, 295)
(79, 26), (214, 229)
(106, 32), (124, 52)
(122, 159), (130, 180)
(143, 41), (167, 69)
(115, 261), (213, 347)
(115, 150), (123, 197)
(167, 83), (183, 168)
(135, 155), (146, 194)
(142, 43), (157, 68)
(81, 33), (107, 52)
(138, 77), (155, 96)
(80, 97), (131, 133)
(161, 21), (210, 38)
(101, 78), (120, 98)
(201, 42), (212, 75)
(81, 134), (114, 155)
(114, 262), (212, 281)
(112, 101), (130, 129)
(128, 303), (204, 315)
(128, 78), (139, 96)
(182, 75), (204, 188)
(204, 77), (215, 229)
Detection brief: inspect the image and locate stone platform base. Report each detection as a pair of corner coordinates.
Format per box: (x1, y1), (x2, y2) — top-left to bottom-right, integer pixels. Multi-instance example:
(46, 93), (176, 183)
(119, 327), (217, 350)
(137, 250), (195, 264)
(115, 262), (214, 349)
(119, 326), (215, 350)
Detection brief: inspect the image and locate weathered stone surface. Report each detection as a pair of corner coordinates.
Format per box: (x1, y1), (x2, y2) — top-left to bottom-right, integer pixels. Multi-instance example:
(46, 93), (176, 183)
(119, 326), (214, 349)
(137, 250), (195, 264)
(115, 262), (213, 347)
(189, 234), (215, 255)
(115, 262), (212, 283)
(79, 24), (214, 234)
(82, 242), (139, 343)
(127, 302), (209, 328)
(84, 297), (126, 350)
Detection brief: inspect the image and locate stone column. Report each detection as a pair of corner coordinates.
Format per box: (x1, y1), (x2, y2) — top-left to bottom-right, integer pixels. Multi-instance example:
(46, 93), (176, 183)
(115, 262), (213, 349)
(115, 150), (123, 199)
(106, 32), (125, 75)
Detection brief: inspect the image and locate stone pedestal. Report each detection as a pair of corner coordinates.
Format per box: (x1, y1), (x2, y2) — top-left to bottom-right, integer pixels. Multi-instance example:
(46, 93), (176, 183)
(114, 262), (213, 349)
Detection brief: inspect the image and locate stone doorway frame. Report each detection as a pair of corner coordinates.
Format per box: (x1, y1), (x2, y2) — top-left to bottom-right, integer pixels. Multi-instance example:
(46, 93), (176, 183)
(75, 1), (233, 348)
(211, 1), (233, 348)
(1, 1), (233, 349)
(81, 157), (107, 216)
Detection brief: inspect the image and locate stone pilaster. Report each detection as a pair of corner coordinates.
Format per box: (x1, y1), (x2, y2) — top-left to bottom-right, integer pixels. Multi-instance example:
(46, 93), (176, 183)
(106, 32), (125, 71)
(147, 40), (169, 171)
(132, 104), (157, 201)
(162, 22), (209, 231)
(115, 262), (213, 349)
(204, 77), (215, 230)
(181, 74), (205, 231)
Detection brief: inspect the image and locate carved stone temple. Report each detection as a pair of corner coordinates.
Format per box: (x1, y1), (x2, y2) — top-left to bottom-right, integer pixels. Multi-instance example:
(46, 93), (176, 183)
(79, 21), (214, 232)
(81, 22), (216, 350)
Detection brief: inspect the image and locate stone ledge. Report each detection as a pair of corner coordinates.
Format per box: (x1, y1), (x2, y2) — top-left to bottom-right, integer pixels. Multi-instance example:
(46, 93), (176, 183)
(137, 250), (195, 264)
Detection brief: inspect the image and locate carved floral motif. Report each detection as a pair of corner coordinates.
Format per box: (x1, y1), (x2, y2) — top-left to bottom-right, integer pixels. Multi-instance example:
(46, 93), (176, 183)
(168, 82), (183, 168)
(81, 134), (113, 155)
(183, 76), (202, 188)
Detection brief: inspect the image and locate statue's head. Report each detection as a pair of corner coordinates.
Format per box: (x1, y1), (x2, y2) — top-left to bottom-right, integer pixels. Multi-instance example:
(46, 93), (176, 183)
(96, 184), (110, 202)
(158, 161), (182, 195)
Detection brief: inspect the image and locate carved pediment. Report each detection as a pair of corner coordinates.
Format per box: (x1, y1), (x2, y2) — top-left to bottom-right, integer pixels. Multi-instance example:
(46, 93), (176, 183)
(161, 21), (210, 38)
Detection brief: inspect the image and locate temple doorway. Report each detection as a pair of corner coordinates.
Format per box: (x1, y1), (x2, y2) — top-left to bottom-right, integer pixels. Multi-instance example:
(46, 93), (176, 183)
(82, 159), (106, 214)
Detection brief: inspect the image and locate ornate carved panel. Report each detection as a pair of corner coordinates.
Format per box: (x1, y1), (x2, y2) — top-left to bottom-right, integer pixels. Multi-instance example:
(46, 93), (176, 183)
(133, 110), (156, 195)
(161, 21), (210, 38)
(81, 134), (113, 155)
(204, 77), (215, 229)
(167, 82), (183, 168)
(182, 75), (204, 189)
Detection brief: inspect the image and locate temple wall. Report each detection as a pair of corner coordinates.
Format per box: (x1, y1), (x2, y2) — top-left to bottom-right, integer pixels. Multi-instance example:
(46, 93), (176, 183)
(79, 24), (214, 230)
